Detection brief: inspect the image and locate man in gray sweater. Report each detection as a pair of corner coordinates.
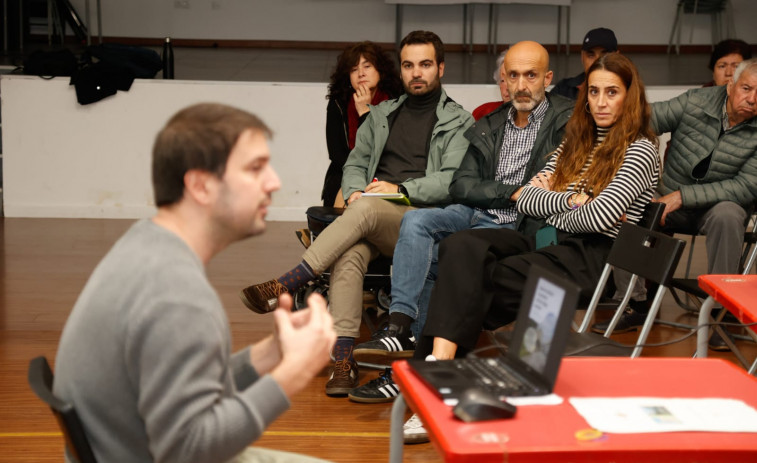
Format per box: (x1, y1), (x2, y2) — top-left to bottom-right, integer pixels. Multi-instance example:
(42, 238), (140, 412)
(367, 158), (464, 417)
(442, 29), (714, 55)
(54, 103), (336, 463)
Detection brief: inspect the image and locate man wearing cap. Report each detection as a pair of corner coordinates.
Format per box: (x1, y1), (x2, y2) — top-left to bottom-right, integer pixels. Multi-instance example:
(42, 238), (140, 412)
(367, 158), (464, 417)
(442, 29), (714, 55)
(551, 27), (618, 100)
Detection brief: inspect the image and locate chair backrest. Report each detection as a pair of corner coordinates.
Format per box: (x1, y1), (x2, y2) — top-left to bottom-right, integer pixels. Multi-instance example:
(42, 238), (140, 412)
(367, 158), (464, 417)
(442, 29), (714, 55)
(27, 356), (98, 463)
(607, 222), (686, 286)
(637, 202), (665, 232)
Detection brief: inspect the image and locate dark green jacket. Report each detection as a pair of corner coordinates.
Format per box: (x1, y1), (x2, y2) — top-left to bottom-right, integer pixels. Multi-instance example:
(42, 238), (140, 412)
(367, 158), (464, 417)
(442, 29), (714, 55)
(652, 85), (757, 209)
(449, 92), (574, 235)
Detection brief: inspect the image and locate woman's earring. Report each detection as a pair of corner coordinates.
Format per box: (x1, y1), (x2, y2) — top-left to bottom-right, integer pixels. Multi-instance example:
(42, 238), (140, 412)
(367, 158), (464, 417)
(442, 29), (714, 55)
(585, 102), (591, 114)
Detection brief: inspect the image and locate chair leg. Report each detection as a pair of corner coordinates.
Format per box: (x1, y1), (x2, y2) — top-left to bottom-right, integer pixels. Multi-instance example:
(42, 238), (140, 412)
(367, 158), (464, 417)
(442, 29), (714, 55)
(741, 238), (757, 274)
(631, 287), (667, 358)
(695, 296), (717, 358)
(389, 394), (406, 463)
(669, 286), (704, 313)
(603, 274), (638, 338)
(688, 0), (699, 45)
(697, 299), (754, 370)
(577, 264), (613, 333)
(726, 0), (737, 40)
(683, 234), (696, 279)
(711, 12), (719, 46)
(668, 3), (683, 54)
(712, 323), (752, 369)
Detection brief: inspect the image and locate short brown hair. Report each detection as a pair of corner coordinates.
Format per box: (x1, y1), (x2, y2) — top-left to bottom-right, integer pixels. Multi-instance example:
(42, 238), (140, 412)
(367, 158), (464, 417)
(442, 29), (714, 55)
(152, 103), (272, 207)
(400, 30), (445, 64)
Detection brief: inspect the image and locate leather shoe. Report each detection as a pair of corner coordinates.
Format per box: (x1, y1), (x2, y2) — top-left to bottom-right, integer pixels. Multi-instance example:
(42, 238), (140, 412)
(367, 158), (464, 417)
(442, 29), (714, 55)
(708, 330), (732, 352)
(591, 308), (648, 334)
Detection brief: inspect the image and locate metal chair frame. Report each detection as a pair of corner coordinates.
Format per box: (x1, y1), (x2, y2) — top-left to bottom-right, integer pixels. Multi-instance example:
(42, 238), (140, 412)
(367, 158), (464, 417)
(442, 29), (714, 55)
(694, 231), (757, 373)
(669, 212), (757, 313)
(667, 0), (735, 54)
(27, 356), (98, 463)
(576, 222), (686, 358)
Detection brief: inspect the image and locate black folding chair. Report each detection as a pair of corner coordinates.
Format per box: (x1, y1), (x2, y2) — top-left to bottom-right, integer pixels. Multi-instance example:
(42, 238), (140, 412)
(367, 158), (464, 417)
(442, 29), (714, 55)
(27, 356), (97, 463)
(573, 222), (686, 357)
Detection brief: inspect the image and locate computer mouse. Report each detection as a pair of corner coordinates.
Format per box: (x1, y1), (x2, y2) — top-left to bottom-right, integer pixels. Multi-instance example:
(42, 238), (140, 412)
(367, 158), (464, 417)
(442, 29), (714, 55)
(452, 387), (517, 422)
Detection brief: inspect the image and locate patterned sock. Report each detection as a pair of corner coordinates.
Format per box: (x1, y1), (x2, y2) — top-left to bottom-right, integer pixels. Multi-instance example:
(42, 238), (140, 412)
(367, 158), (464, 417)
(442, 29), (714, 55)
(333, 337), (355, 363)
(276, 261), (316, 292)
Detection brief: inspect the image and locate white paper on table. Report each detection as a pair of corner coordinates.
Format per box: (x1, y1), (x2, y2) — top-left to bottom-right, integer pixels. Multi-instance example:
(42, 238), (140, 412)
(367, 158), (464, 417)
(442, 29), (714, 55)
(507, 393), (564, 406)
(569, 397), (757, 433)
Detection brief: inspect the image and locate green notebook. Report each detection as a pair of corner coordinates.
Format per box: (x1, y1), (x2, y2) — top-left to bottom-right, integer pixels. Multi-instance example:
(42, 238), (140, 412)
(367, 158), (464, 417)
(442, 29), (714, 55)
(361, 192), (411, 206)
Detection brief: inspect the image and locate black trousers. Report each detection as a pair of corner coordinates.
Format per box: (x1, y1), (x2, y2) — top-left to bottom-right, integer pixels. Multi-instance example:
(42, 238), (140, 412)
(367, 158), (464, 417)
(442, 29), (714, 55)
(417, 227), (613, 357)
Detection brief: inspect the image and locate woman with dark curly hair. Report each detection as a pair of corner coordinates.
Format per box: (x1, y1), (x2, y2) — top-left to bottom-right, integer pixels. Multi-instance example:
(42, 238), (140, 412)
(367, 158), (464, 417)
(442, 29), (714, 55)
(323, 41), (403, 207)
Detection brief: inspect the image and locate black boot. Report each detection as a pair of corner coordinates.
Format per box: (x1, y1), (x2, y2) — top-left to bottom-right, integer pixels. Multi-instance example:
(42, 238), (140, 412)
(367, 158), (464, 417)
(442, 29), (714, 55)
(708, 330), (732, 352)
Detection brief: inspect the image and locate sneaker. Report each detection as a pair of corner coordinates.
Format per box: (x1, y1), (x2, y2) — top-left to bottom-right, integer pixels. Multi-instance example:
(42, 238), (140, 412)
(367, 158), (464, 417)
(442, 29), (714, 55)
(403, 413), (429, 444)
(353, 325), (416, 360)
(325, 359), (359, 396)
(591, 308), (648, 334)
(239, 279), (288, 314)
(348, 368), (399, 403)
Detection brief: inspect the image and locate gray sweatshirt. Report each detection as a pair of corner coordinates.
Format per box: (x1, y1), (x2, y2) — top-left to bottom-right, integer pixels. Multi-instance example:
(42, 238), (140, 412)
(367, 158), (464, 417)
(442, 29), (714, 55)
(54, 219), (289, 463)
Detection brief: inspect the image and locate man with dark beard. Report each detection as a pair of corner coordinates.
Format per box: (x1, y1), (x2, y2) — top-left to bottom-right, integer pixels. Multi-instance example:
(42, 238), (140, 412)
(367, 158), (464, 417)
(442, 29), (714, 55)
(239, 30), (474, 398)
(349, 41), (573, 418)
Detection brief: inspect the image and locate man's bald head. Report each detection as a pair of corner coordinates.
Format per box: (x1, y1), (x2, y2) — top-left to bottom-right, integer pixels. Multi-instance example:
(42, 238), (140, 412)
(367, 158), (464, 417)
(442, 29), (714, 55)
(505, 41), (550, 75)
(503, 41), (553, 113)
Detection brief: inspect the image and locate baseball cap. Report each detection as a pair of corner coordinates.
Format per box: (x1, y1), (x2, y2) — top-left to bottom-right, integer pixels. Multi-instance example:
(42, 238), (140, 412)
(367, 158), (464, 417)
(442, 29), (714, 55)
(582, 28), (618, 52)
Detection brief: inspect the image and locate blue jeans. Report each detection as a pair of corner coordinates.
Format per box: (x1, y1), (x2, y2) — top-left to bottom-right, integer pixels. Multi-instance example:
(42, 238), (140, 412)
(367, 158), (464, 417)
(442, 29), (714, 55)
(389, 204), (514, 338)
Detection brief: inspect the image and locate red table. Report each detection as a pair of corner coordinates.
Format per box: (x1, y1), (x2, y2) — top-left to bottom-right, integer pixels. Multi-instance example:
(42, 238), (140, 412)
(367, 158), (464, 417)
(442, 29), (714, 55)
(390, 357), (757, 462)
(697, 274), (757, 372)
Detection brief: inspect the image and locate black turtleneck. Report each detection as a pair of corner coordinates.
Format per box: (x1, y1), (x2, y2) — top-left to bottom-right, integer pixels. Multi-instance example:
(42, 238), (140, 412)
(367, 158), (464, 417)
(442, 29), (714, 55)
(374, 86), (442, 185)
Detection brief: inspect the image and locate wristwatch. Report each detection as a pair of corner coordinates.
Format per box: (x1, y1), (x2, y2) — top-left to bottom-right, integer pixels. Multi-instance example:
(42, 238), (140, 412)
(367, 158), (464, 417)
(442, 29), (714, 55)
(398, 184), (409, 197)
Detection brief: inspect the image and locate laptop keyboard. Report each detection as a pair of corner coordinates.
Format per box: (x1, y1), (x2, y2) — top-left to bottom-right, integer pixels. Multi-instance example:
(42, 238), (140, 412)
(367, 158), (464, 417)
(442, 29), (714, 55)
(453, 357), (536, 396)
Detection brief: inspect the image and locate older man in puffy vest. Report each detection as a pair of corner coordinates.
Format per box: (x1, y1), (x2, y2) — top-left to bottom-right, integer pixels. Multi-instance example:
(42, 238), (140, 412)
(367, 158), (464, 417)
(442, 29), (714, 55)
(594, 58), (757, 341)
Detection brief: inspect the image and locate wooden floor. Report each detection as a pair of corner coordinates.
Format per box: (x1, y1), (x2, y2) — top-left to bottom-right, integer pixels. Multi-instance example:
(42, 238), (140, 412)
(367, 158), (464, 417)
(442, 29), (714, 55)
(1, 218), (755, 463)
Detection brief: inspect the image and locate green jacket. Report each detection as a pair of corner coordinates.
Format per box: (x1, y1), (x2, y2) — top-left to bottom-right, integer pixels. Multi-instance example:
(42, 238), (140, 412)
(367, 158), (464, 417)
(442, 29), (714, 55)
(450, 92), (574, 235)
(652, 86), (757, 209)
(341, 89), (474, 206)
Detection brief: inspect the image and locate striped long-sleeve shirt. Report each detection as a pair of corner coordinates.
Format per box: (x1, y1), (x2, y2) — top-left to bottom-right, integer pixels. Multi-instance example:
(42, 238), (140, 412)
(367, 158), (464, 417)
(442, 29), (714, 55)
(517, 130), (659, 240)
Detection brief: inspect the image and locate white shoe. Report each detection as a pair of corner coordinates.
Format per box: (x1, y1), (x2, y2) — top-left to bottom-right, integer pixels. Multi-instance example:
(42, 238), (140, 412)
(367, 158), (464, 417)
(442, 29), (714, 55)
(403, 413), (430, 444)
(401, 356), (434, 444)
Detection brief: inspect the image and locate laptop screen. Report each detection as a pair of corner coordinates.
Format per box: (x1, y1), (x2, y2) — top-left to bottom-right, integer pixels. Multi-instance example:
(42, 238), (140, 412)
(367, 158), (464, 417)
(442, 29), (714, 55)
(517, 277), (565, 373)
(505, 265), (579, 388)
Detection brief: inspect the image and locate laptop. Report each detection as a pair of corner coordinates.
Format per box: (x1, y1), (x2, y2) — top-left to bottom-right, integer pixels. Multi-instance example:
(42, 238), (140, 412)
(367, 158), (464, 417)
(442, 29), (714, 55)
(407, 265), (579, 405)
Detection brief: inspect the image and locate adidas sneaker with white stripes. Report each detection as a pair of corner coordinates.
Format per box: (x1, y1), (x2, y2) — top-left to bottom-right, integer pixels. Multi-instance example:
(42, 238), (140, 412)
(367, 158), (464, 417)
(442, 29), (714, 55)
(348, 368), (399, 403)
(353, 326), (416, 360)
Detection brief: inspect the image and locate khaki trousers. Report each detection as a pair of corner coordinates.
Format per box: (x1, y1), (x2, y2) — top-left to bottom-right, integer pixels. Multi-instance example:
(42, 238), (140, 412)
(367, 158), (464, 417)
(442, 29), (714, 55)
(302, 197), (415, 337)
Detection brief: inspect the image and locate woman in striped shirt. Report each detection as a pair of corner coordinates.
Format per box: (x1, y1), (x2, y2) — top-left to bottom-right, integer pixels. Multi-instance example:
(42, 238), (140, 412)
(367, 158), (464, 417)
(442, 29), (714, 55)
(418, 53), (660, 360)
